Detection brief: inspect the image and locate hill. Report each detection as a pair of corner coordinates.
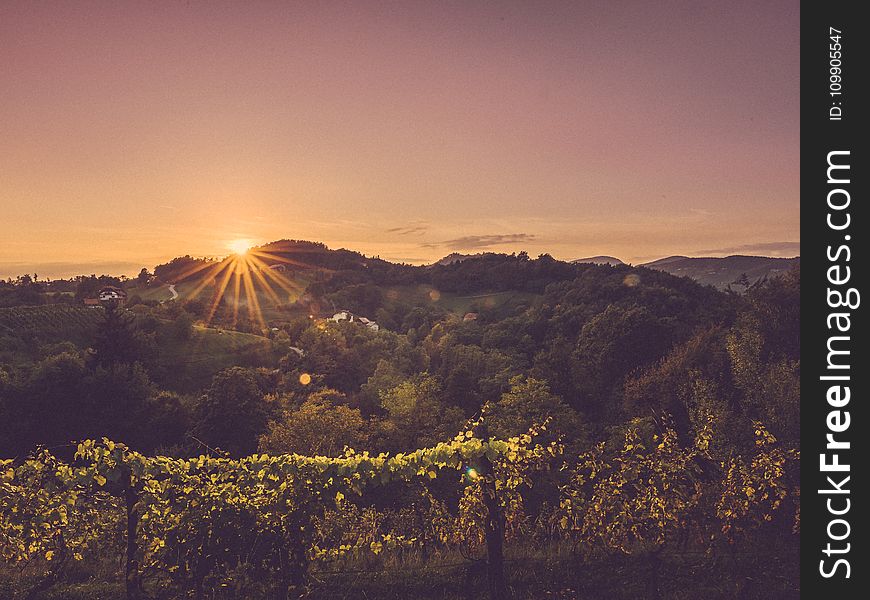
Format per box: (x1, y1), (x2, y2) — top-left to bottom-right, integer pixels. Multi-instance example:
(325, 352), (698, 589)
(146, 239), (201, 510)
(431, 252), (479, 266)
(640, 255), (800, 290)
(571, 255), (625, 266)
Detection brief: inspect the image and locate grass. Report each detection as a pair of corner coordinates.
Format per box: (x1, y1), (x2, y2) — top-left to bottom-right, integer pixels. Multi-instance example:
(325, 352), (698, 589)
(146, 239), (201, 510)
(304, 541), (799, 599)
(437, 290), (538, 315)
(5, 541), (799, 600)
(383, 285), (540, 316)
(152, 323), (276, 392)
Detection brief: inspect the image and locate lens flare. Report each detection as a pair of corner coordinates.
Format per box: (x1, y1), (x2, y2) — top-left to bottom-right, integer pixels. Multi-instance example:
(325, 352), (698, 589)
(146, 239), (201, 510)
(163, 241), (318, 334)
(227, 239), (254, 255)
(623, 273), (641, 287)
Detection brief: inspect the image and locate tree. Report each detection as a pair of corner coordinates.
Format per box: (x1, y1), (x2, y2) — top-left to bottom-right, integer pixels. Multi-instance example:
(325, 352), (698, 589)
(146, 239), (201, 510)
(259, 389), (366, 456)
(623, 327), (732, 442)
(84, 362), (154, 449)
(359, 360), (406, 415)
(170, 311), (195, 340)
(136, 268), (151, 286)
(4, 352), (86, 453)
(141, 390), (193, 454)
(191, 367), (269, 455)
(88, 306), (154, 370)
(488, 376), (585, 448)
(726, 321), (800, 443)
(730, 272), (751, 291)
(377, 375), (464, 452)
(571, 304), (671, 421)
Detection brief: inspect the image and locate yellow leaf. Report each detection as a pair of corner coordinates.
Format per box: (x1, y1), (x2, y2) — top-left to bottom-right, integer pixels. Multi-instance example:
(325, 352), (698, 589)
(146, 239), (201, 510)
(45, 550), (54, 561)
(94, 475), (107, 486)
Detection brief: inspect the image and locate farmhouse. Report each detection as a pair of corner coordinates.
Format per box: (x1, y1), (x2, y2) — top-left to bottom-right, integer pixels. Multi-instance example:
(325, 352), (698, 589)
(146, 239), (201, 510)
(329, 309), (379, 331)
(97, 286), (127, 306)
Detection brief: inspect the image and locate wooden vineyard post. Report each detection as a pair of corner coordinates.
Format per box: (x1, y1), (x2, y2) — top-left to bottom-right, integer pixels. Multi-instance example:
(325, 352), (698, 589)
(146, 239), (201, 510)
(125, 470), (141, 600)
(474, 420), (508, 600)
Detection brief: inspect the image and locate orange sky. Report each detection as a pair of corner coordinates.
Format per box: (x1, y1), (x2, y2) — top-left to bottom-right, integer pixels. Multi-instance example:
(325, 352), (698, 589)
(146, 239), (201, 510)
(0, 1), (799, 280)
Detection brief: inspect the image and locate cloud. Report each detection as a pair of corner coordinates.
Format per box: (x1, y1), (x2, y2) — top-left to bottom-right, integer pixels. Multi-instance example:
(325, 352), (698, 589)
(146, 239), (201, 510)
(424, 233), (537, 250)
(386, 224), (429, 236)
(696, 241), (800, 257)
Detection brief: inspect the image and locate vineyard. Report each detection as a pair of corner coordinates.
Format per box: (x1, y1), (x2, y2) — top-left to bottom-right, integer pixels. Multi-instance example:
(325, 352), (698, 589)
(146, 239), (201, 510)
(0, 416), (799, 600)
(0, 305), (103, 340)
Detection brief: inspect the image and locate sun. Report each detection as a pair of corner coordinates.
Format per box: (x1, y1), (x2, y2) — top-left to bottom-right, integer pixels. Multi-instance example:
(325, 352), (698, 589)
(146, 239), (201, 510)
(227, 239), (254, 256)
(171, 238), (310, 335)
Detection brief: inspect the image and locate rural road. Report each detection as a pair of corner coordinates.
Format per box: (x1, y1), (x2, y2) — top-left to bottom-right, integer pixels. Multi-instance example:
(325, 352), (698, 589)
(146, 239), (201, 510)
(167, 284), (179, 301)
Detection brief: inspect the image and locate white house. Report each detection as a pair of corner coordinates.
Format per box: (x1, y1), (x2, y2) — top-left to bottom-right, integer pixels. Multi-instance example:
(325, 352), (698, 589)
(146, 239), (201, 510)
(357, 316), (379, 331)
(330, 310), (352, 323)
(89, 286), (127, 306)
(329, 310), (379, 331)
(98, 286), (127, 301)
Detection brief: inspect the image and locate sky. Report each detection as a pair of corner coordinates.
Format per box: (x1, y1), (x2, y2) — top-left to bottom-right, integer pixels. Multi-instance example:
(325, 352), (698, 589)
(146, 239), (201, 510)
(0, 0), (800, 280)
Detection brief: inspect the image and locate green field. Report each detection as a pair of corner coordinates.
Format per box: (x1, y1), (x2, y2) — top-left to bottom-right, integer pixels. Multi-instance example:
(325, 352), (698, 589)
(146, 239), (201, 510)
(151, 323), (276, 392)
(383, 285), (540, 316)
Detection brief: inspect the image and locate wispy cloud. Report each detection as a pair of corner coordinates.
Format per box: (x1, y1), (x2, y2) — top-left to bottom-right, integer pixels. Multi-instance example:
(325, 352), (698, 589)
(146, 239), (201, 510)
(386, 223), (429, 236)
(696, 241), (800, 257)
(424, 233), (537, 250)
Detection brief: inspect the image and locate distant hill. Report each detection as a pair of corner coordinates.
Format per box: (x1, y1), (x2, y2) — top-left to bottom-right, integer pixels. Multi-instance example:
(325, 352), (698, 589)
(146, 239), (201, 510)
(431, 253), (479, 266)
(641, 255), (688, 267)
(572, 256), (625, 267)
(254, 239), (388, 271)
(640, 255), (800, 290)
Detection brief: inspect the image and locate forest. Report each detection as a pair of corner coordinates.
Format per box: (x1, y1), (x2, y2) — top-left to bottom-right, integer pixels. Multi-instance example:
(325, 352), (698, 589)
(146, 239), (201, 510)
(0, 249), (800, 599)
